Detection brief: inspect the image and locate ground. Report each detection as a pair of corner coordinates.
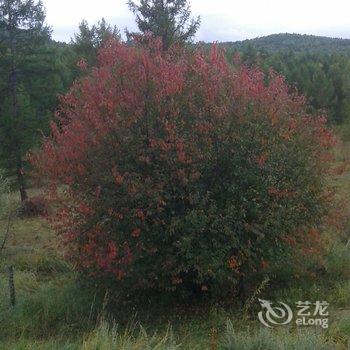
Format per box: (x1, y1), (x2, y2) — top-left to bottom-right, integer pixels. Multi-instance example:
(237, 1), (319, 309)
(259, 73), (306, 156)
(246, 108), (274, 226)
(0, 129), (349, 349)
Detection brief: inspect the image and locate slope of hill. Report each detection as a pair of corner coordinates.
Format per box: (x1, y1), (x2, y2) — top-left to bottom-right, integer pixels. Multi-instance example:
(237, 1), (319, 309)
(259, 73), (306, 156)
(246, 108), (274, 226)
(221, 33), (350, 54)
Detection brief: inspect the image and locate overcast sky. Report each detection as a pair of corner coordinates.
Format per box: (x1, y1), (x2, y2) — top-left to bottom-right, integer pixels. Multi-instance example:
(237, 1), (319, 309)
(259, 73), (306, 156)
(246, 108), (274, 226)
(43, 0), (350, 43)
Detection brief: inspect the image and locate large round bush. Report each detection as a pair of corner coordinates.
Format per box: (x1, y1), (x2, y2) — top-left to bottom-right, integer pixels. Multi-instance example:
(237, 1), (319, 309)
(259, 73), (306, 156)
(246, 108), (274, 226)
(33, 39), (335, 295)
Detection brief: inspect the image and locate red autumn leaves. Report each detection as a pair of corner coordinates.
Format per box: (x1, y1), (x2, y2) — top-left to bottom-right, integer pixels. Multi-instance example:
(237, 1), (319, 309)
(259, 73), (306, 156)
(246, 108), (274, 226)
(32, 38), (335, 294)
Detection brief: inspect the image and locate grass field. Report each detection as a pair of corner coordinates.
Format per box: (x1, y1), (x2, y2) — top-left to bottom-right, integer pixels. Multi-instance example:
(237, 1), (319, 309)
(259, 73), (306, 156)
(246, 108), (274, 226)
(0, 133), (349, 349)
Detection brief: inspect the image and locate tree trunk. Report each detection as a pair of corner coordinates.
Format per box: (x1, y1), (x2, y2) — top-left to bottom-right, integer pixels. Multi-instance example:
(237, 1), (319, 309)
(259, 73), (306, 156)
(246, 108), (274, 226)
(16, 157), (28, 202)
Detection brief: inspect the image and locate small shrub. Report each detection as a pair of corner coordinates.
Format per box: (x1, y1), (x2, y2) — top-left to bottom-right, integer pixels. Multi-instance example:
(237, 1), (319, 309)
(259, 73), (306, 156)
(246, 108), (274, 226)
(32, 38), (335, 296)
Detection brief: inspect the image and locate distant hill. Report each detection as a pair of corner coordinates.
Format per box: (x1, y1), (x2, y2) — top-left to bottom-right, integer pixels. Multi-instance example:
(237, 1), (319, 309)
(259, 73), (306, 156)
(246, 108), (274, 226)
(220, 33), (350, 55)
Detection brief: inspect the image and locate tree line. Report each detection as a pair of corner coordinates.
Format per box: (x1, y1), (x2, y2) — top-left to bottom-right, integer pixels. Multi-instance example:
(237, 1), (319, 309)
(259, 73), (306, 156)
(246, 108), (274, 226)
(225, 33), (350, 55)
(236, 44), (350, 123)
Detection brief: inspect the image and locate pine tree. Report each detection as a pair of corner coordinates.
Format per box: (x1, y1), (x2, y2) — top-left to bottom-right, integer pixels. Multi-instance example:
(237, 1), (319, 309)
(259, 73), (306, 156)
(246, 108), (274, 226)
(128, 0), (200, 49)
(72, 18), (120, 66)
(0, 0), (51, 201)
(242, 44), (258, 67)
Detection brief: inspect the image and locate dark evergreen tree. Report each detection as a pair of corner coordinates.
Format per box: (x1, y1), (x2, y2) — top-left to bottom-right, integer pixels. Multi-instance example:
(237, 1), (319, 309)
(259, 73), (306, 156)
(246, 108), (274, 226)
(128, 0), (200, 49)
(241, 44), (258, 67)
(0, 0), (64, 201)
(72, 18), (120, 66)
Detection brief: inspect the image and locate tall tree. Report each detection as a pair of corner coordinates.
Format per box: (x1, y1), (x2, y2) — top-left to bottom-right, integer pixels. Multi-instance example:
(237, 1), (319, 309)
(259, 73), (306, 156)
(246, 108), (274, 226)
(0, 0), (51, 201)
(128, 0), (200, 49)
(241, 44), (258, 67)
(72, 18), (120, 66)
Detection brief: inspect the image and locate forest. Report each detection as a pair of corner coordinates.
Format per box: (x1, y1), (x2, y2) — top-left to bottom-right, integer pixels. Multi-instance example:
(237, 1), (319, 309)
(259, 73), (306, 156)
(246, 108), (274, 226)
(0, 0), (349, 349)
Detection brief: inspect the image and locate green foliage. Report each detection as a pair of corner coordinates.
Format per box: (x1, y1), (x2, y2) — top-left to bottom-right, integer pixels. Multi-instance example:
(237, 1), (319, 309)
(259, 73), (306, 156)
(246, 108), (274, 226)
(260, 51), (350, 123)
(218, 35), (350, 124)
(0, 88), (37, 172)
(0, 0), (73, 198)
(226, 33), (350, 55)
(128, 0), (200, 49)
(71, 18), (120, 66)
